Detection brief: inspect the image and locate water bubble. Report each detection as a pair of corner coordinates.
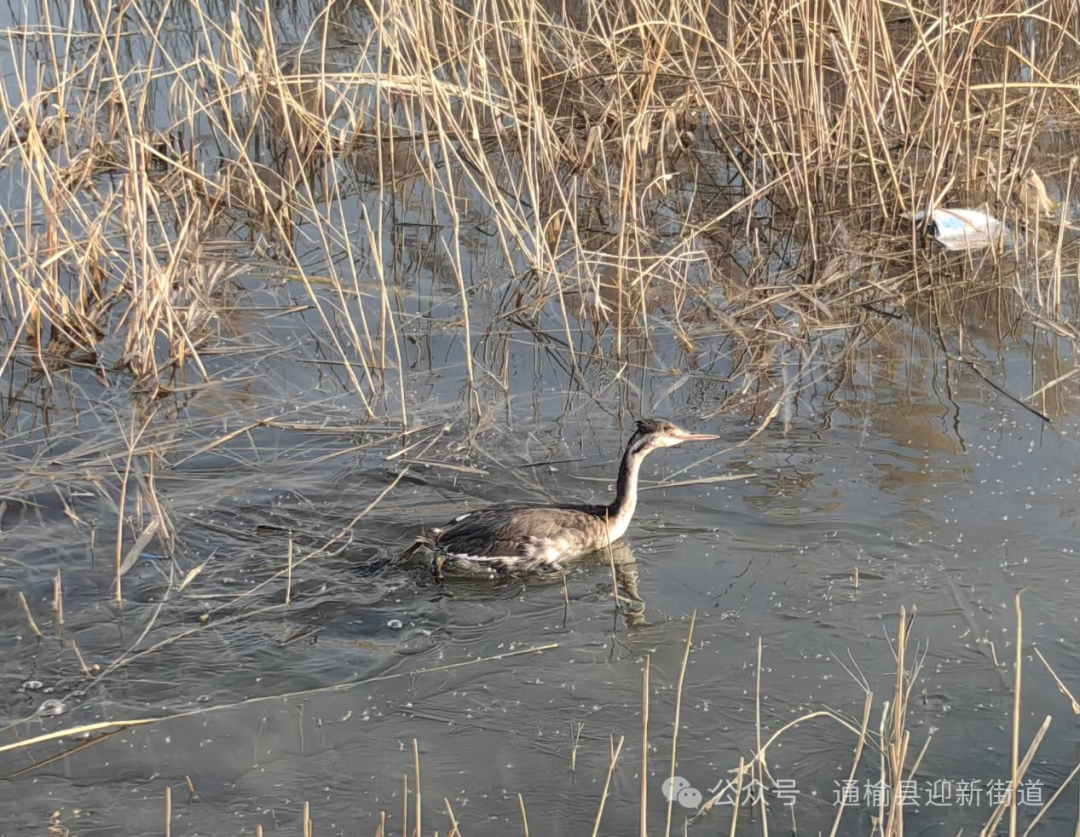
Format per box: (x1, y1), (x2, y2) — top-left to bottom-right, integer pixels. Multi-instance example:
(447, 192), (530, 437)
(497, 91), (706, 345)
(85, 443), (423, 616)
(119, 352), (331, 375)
(396, 630), (435, 655)
(39, 699), (65, 717)
(387, 619), (403, 629)
(22, 680), (43, 692)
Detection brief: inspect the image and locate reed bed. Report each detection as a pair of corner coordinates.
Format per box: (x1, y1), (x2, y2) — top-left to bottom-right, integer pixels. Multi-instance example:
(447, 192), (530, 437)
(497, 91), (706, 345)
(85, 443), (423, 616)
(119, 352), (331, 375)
(1, 0), (1078, 411)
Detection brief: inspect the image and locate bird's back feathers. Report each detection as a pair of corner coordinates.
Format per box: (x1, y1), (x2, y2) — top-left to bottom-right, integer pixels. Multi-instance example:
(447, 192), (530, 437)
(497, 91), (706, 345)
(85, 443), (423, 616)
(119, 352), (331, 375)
(424, 503), (612, 572)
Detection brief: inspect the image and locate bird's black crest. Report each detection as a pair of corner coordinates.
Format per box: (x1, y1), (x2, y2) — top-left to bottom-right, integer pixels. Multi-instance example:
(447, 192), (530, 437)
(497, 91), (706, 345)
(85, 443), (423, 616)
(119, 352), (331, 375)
(635, 418), (674, 436)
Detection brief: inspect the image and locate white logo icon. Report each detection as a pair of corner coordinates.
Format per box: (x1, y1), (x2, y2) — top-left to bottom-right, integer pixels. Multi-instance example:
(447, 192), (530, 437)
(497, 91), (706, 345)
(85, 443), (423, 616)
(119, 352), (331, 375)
(662, 776), (703, 809)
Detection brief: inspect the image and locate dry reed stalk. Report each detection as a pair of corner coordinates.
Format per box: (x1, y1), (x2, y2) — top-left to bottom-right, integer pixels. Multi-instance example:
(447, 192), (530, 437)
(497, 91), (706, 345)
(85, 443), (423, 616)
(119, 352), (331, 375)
(518, 793), (529, 837)
(17, 591), (41, 638)
(176, 561), (208, 594)
(413, 738), (421, 837)
(114, 414), (149, 608)
(980, 715), (1052, 837)
(641, 654), (650, 837)
(1011, 592), (1024, 837)
(590, 735), (625, 837)
(727, 756), (745, 837)
(1021, 758), (1080, 835)
(1034, 648), (1080, 714)
(52, 570), (63, 637)
(285, 538), (293, 606)
(883, 606), (921, 837)
(754, 635), (769, 836)
(444, 798), (461, 837)
(570, 721), (584, 772)
(664, 611), (696, 837)
(70, 642), (90, 676)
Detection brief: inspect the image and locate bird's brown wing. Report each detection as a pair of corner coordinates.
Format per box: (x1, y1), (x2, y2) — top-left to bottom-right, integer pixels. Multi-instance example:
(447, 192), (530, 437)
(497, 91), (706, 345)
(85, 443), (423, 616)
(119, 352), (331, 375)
(431, 505), (605, 567)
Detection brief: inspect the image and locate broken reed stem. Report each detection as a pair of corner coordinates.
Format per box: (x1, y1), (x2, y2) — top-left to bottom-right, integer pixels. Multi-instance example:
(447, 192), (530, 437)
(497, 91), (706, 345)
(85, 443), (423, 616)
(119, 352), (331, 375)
(884, 606), (918, 837)
(413, 738), (422, 837)
(755, 635), (769, 836)
(1034, 647), (1080, 714)
(1020, 756), (1080, 836)
(878, 695), (888, 830)
(285, 538), (293, 606)
(1052, 157), (1076, 310)
(515, 793), (529, 836)
(828, 691), (874, 837)
(164, 785), (171, 837)
(302, 801), (311, 837)
(444, 798), (461, 837)
(71, 641), (90, 676)
(641, 654), (650, 837)
(17, 591), (42, 638)
(884, 606), (908, 837)
(402, 774), (408, 837)
(114, 414), (147, 609)
(981, 715), (1052, 836)
(114, 443), (130, 610)
(590, 735), (625, 837)
(1011, 592), (1023, 837)
(728, 756), (745, 837)
(664, 611), (696, 837)
(52, 570), (63, 637)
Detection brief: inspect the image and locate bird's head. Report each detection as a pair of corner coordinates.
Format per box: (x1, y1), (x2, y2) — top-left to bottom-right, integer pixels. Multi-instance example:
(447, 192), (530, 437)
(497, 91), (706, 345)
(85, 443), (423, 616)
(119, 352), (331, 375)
(631, 419), (718, 452)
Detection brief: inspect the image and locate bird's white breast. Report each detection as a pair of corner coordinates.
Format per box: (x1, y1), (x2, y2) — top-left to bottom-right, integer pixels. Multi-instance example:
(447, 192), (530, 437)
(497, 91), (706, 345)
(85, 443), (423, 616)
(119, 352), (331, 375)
(523, 536), (575, 564)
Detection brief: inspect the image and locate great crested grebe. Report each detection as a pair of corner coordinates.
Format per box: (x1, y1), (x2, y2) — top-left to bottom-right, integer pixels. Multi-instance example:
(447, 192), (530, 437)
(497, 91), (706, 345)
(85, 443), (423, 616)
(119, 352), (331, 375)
(411, 419), (718, 574)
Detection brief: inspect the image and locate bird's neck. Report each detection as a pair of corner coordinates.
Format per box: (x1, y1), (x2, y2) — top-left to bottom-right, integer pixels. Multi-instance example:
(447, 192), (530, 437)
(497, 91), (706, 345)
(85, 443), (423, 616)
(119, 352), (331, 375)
(606, 437), (649, 541)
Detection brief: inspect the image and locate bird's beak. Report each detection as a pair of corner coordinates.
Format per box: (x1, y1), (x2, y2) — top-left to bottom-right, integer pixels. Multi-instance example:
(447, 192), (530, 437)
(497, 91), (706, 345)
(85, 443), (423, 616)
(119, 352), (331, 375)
(675, 430), (719, 442)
